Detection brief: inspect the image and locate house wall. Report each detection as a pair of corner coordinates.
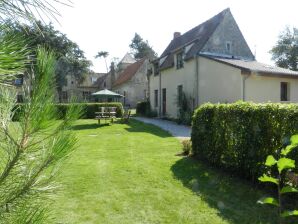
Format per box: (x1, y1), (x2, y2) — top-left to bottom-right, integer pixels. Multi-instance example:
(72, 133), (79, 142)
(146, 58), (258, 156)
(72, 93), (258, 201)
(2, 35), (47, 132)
(113, 62), (148, 108)
(148, 56), (298, 119)
(245, 74), (298, 103)
(60, 73), (101, 102)
(152, 60), (196, 118)
(198, 57), (242, 104)
(201, 10), (254, 60)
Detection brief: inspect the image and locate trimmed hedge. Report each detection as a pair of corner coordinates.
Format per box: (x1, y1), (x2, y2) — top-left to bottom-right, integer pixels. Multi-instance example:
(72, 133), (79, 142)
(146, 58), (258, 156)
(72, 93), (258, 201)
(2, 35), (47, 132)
(13, 102), (124, 120)
(136, 101), (150, 115)
(136, 101), (157, 117)
(191, 102), (298, 183)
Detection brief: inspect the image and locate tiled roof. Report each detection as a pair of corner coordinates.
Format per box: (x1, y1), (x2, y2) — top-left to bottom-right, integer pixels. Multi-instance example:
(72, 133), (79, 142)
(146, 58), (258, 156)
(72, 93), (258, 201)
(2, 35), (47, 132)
(113, 58), (146, 87)
(159, 8), (229, 70)
(208, 56), (298, 77)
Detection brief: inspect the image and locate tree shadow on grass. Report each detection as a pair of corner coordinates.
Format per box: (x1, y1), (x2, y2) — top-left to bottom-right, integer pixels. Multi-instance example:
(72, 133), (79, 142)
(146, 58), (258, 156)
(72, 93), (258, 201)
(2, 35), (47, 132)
(124, 119), (173, 138)
(72, 123), (109, 130)
(171, 157), (279, 224)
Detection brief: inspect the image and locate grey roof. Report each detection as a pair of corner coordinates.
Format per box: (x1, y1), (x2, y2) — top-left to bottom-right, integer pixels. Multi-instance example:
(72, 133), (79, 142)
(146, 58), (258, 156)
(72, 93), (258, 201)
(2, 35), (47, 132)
(208, 56), (298, 77)
(159, 8), (229, 70)
(120, 53), (136, 64)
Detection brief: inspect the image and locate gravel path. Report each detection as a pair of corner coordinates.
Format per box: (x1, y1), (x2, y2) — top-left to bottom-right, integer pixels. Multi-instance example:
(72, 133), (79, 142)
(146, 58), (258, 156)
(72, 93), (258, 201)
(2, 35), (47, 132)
(133, 117), (191, 140)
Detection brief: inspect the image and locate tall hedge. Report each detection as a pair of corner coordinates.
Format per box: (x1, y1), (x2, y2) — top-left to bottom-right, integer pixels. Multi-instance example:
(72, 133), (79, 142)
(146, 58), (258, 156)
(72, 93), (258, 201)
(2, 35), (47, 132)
(13, 102), (124, 120)
(191, 102), (298, 183)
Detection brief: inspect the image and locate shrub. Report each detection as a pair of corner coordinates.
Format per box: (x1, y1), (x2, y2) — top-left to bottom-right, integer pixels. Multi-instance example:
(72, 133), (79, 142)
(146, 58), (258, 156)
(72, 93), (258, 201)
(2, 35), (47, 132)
(181, 139), (192, 155)
(13, 102), (124, 121)
(136, 101), (157, 117)
(191, 102), (298, 183)
(58, 103), (124, 119)
(136, 101), (150, 115)
(257, 135), (298, 221)
(177, 92), (193, 125)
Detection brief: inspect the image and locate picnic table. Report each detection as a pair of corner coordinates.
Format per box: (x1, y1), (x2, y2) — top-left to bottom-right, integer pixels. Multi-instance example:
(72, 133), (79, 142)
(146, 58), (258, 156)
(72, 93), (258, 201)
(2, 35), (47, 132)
(95, 107), (117, 124)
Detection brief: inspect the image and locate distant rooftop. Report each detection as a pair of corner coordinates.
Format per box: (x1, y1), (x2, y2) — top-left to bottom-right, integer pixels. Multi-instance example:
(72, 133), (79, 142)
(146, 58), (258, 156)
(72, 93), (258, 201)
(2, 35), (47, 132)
(207, 56), (298, 77)
(120, 53), (136, 64)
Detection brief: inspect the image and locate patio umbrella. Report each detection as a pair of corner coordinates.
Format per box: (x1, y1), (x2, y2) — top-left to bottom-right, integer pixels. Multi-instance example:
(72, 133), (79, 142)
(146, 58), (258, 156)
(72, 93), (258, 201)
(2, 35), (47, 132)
(91, 89), (124, 102)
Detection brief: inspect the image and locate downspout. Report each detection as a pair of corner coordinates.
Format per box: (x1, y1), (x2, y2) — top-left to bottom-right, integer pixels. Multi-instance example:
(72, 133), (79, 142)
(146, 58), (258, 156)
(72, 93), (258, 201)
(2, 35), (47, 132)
(195, 55), (199, 108)
(159, 68), (162, 117)
(242, 73), (251, 101)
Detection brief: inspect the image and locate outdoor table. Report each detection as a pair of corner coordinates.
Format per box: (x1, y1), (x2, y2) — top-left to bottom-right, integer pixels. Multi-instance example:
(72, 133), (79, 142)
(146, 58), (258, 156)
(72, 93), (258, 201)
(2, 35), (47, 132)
(95, 107), (117, 124)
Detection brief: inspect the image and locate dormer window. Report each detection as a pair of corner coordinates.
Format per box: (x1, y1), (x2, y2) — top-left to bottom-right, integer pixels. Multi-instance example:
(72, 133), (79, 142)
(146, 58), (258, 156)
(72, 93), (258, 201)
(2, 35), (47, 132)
(176, 51), (184, 69)
(226, 41), (232, 53)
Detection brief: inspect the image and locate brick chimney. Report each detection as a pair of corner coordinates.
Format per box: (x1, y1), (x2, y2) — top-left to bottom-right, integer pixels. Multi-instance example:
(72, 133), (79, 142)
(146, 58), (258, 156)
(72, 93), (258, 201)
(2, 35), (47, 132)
(173, 32), (181, 39)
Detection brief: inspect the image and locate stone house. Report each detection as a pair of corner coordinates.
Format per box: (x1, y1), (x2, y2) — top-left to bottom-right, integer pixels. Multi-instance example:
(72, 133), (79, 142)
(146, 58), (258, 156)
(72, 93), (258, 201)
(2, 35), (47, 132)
(149, 8), (298, 118)
(59, 72), (105, 102)
(97, 53), (136, 90)
(112, 58), (149, 108)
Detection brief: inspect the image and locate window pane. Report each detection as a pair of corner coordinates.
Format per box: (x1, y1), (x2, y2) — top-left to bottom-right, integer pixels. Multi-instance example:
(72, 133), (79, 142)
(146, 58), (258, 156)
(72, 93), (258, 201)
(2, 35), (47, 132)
(280, 82), (289, 101)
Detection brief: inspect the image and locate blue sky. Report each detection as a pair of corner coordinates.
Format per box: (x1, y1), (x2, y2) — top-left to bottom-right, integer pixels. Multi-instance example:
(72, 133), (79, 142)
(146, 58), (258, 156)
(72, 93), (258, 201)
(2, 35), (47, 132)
(52, 0), (298, 73)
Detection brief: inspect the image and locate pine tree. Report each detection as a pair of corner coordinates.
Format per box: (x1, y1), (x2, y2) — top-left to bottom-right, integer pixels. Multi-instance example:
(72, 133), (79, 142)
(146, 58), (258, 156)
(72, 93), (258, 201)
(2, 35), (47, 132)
(0, 47), (81, 223)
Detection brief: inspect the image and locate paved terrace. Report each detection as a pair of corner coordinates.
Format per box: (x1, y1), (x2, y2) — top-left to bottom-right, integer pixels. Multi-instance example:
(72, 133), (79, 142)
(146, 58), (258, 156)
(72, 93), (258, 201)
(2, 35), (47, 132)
(133, 117), (191, 140)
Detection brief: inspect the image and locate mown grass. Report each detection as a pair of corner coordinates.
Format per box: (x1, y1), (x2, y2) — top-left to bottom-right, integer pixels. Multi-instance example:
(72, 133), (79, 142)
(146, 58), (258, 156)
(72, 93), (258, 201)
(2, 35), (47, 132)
(51, 119), (277, 224)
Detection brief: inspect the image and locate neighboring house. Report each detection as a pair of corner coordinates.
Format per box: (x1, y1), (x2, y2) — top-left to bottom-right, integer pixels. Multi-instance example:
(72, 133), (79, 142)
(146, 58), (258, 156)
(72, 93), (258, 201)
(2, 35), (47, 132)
(149, 8), (298, 118)
(59, 72), (105, 102)
(112, 58), (149, 108)
(97, 53), (136, 90)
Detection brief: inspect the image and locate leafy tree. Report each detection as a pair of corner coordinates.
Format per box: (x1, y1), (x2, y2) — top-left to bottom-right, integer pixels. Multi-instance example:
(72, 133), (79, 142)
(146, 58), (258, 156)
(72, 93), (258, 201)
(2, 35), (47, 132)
(129, 33), (157, 60)
(95, 51), (109, 72)
(270, 27), (298, 71)
(5, 21), (92, 91)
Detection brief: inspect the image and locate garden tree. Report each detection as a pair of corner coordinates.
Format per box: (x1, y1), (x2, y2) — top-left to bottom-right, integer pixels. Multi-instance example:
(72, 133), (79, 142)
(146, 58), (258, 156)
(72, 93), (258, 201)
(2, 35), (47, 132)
(270, 27), (298, 71)
(0, 0), (81, 223)
(0, 0), (71, 26)
(5, 21), (92, 90)
(95, 51), (109, 72)
(129, 33), (158, 60)
(0, 0), (71, 84)
(0, 47), (81, 223)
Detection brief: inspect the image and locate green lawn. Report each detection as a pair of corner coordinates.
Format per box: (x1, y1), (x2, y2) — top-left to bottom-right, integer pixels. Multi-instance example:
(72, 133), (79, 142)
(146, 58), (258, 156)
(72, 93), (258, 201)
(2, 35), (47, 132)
(51, 119), (277, 224)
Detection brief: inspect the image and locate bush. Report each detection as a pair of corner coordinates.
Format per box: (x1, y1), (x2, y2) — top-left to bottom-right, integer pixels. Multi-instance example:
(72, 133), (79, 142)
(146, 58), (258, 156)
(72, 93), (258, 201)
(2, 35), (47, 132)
(136, 101), (157, 117)
(191, 102), (298, 183)
(136, 101), (150, 115)
(13, 102), (124, 120)
(181, 139), (192, 155)
(177, 92), (193, 125)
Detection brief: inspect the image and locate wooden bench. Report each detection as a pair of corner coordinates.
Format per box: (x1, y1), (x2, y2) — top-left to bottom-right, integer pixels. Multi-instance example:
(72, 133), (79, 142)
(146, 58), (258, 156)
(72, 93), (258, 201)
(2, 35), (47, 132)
(95, 107), (117, 124)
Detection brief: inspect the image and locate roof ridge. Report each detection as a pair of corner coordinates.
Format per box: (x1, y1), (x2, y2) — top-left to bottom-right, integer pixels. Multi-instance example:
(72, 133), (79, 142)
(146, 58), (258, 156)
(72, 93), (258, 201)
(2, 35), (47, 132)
(175, 8), (229, 42)
(113, 58), (145, 87)
(160, 8), (229, 58)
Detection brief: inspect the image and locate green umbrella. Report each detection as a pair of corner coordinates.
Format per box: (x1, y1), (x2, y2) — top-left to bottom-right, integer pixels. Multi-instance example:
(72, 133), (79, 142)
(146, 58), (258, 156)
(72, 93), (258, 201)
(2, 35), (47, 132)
(92, 89), (124, 102)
